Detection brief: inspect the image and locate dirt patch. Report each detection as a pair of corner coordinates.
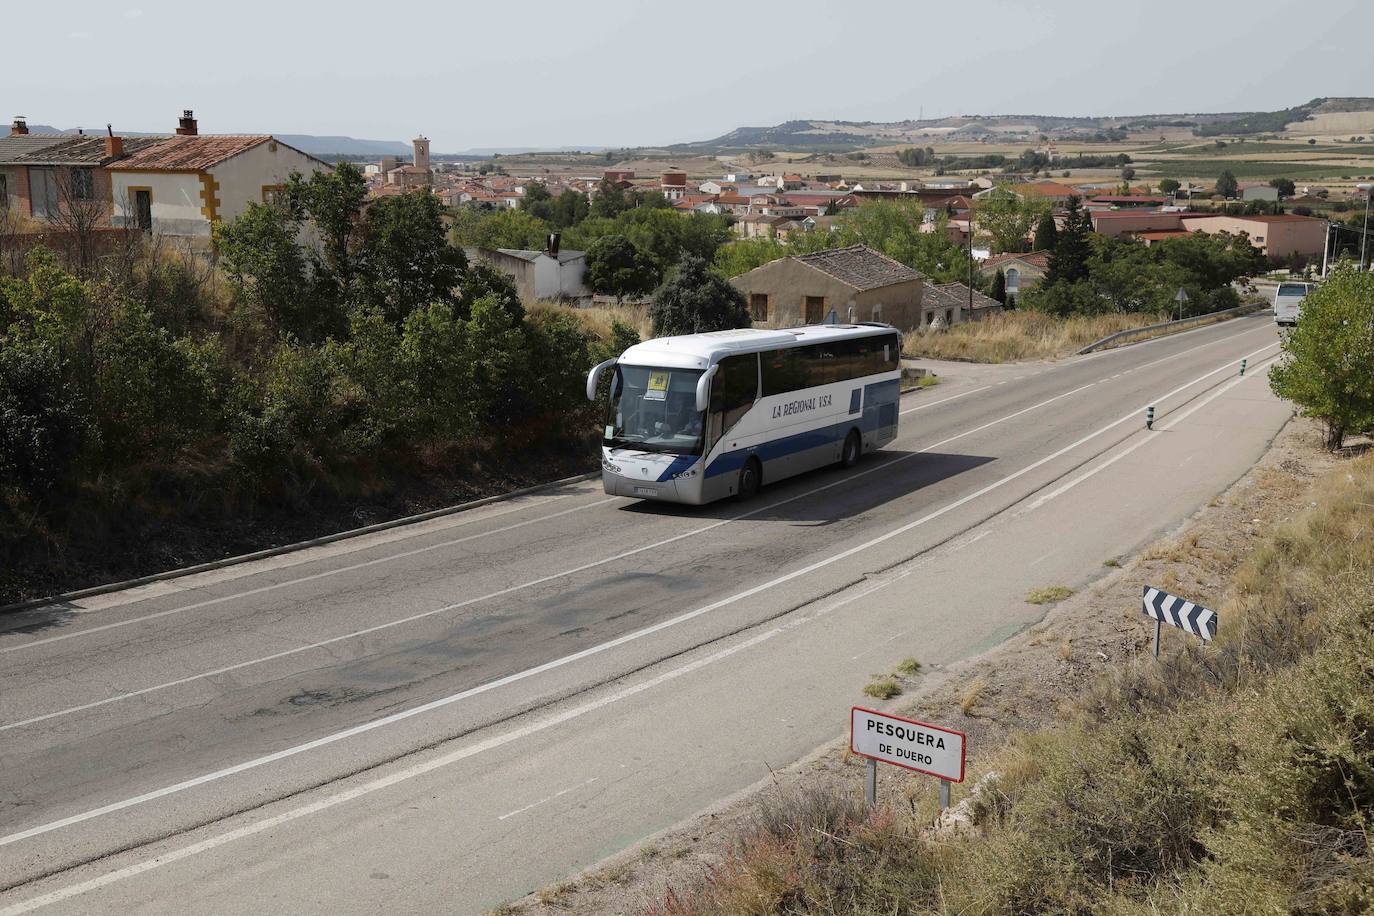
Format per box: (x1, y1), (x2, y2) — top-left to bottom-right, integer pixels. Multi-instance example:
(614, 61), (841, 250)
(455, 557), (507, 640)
(498, 416), (1338, 916)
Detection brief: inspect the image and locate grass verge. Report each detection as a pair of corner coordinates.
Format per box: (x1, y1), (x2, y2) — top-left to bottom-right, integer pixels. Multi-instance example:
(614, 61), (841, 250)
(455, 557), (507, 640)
(903, 311), (1164, 363)
(650, 447), (1374, 914)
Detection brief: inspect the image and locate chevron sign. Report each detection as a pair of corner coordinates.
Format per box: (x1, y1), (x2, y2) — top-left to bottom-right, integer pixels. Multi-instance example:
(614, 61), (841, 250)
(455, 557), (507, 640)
(1142, 586), (1217, 641)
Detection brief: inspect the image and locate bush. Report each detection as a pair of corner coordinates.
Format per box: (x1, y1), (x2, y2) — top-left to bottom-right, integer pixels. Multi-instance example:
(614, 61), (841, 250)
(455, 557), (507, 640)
(0, 335), (85, 496)
(650, 254), (750, 336)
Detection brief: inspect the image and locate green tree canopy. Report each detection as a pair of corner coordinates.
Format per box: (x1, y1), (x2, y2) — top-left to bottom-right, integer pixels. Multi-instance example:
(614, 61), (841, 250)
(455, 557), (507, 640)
(357, 189), (466, 327)
(584, 234), (659, 303)
(649, 255), (750, 337)
(1033, 212), (1059, 252)
(212, 202), (322, 340)
(450, 207), (551, 251)
(1158, 178), (1181, 195)
(1269, 177), (1296, 198)
(975, 185), (1051, 254)
(1269, 266), (1374, 450)
(1216, 170), (1239, 199)
(1044, 195), (1092, 286)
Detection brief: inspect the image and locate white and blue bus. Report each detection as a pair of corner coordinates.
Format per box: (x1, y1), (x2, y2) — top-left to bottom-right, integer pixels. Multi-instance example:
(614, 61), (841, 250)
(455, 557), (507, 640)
(586, 324), (902, 504)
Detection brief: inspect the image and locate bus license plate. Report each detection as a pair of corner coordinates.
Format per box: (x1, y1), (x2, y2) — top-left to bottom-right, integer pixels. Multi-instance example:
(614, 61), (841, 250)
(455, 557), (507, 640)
(634, 486), (657, 496)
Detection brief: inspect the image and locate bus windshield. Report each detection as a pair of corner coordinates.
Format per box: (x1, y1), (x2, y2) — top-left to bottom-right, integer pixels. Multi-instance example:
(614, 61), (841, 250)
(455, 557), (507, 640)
(606, 365), (705, 455)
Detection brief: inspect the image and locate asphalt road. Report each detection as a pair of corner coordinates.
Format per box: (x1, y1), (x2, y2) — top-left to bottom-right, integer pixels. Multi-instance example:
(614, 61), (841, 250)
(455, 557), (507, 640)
(0, 312), (1294, 914)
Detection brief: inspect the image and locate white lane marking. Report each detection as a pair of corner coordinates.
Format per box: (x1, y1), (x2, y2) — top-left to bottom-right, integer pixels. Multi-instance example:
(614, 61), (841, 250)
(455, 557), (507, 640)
(1015, 352), (1280, 517)
(898, 385), (991, 416)
(0, 550), (911, 913)
(495, 777), (599, 822)
(0, 497), (619, 656)
(0, 628), (782, 915)
(0, 378), (1106, 731)
(0, 340), (1279, 848)
(2, 317), (1269, 658)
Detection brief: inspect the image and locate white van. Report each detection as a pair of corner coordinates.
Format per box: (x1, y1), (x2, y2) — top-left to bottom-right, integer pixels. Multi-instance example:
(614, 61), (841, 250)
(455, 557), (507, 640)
(1274, 282), (1313, 327)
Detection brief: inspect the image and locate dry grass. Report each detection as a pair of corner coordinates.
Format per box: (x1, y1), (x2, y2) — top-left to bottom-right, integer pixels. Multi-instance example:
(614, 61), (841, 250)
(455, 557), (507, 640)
(863, 676), (902, 700)
(959, 676), (986, 715)
(893, 657), (922, 677)
(903, 311), (1164, 364)
(567, 302), (652, 340)
(1025, 585), (1075, 605)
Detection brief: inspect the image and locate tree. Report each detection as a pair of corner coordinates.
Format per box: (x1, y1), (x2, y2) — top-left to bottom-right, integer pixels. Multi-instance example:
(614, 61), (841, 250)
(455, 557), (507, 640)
(356, 189), (466, 327)
(1269, 177), (1296, 198)
(0, 335), (85, 496)
(1121, 166), (1136, 183)
(284, 162), (368, 286)
(549, 189), (590, 229)
(649, 255), (750, 337)
(1269, 266), (1374, 450)
(991, 268), (1007, 304)
(1215, 170), (1239, 199)
(449, 208), (550, 251)
(590, 178), (632, 219)
(213, 202), (321, 340)
(519, 180), (553, 221)
(1158, 178), (1181, 196)
(713, 237), (788, 278)
(974, 185), (1050, 254)
(1033, 212), (1058, 252)
(584, 234), (659, 303)
(45, 168), (109, 274)
(1044, 196), (1092, 285)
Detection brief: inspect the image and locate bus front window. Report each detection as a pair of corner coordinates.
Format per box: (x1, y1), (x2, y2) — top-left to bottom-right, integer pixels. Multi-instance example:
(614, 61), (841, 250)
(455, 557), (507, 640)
(606, 365), (704, 455)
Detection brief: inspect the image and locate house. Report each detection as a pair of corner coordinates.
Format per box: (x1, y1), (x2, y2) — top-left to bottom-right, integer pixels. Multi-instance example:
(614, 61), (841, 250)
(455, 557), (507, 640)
(660, 169), (688, 200)
(104, 111), (330, 236)
(995, 180), (1080, 204)
(0, 115), (179, 226)
(384, 136), (432, 190)
(922, 281), (1002, 325)
(978, 250), (1050, 299)
(1176, 213), (1326, 262)
(465, 235), (590, 302)
(603, 168), (635, 183)
(728, 244), (926, 331)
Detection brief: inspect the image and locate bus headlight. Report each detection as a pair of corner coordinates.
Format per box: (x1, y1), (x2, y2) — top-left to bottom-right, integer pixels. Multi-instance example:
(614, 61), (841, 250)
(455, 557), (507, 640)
(673, 467), (698, 480)
(602, 458), (623, 473)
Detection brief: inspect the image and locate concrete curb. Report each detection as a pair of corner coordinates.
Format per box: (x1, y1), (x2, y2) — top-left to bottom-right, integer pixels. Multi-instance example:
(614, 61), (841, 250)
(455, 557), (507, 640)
(0, 471), (601, 617)
(1076, 302), (1268, 355)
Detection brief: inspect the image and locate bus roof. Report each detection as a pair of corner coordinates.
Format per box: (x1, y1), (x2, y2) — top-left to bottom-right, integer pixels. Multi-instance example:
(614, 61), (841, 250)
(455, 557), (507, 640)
(618, 324), (897, 369)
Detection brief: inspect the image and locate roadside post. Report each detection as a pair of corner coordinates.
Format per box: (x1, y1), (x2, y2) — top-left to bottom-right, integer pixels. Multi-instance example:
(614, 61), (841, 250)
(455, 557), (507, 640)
(1240, 358), (1247, 377)
(1174, 287), (1189, 322)
(851, 707), (966, 814)
(1142, 585), (1217, 657)
(1146, 405), (1155, 429)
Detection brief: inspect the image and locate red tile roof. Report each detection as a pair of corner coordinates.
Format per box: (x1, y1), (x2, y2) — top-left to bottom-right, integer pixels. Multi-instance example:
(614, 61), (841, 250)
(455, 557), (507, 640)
(108, 135), (274, 171)
(982, 250), (1051, 270)
(1014, 181), (1080, 198)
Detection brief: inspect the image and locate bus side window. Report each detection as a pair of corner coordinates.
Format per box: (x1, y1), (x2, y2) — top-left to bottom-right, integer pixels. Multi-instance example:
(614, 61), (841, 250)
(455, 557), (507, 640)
(716, 354), (759, 438)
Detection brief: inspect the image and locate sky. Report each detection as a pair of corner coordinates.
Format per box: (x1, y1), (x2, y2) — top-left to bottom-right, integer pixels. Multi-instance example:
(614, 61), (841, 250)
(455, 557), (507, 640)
(8, 0), (1372, 152)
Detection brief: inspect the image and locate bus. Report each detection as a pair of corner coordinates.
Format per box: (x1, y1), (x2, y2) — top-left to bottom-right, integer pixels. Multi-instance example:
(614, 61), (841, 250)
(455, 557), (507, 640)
(1274, 281), (1314, 327)
(586, 324), (902, 504)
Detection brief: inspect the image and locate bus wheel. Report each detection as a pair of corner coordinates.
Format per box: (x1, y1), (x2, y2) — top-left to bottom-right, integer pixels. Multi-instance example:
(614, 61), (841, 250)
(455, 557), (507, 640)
(841, 430), (862, 469)
(738, 458), (762, 499)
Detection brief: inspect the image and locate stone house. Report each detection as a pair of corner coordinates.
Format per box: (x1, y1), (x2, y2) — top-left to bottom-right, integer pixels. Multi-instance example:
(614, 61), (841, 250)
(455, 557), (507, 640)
(978, 250), (1050, 300)
(728, 244), (927, 332)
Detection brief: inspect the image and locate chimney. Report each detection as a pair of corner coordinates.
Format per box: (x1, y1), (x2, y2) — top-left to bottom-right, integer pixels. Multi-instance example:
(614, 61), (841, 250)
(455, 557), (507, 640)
(176, 109), (198, 136)
(546, 232), (561, 257)
(104, 124), (124, 159)
(10, 116), (28, 136)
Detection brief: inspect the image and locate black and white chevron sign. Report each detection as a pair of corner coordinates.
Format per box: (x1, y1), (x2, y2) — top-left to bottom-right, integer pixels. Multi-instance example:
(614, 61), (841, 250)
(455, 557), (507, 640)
(1142, 586), (1217, 641)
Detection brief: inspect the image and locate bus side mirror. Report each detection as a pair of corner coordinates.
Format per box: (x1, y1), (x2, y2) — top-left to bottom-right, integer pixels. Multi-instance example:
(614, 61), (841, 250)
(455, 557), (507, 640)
(695, 364), (719, 413)
(586, 358), (617, 402)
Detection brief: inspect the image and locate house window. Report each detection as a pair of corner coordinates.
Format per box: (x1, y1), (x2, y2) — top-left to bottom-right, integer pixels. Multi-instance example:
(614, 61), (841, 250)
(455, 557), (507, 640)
(30, 168), (60, 219)
(261, 185), (286, 205)
(804, 295), (825, 324)
(749, 293), (769, 322)
(945, 309), (954, 326)
(871, 303), (883, 323)
(1005, 267), (1020, 292)
(71, 168), (95, 201)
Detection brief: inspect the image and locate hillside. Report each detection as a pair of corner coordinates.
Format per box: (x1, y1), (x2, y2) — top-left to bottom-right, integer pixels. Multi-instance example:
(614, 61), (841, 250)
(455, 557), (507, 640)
(673, 97), (1374, 153)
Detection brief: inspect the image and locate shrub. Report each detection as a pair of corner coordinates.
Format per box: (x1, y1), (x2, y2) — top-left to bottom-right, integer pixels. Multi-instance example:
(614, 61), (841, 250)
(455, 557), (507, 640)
(0, 335), (85, 496)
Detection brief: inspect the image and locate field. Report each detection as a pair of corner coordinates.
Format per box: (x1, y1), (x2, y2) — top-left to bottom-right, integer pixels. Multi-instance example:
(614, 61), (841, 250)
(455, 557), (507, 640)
(901, 311), (1166, 363)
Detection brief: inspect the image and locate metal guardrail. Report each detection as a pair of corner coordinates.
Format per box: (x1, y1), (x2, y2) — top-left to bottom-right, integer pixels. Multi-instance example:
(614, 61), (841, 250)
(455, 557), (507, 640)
(1075, 302), (1269, 355)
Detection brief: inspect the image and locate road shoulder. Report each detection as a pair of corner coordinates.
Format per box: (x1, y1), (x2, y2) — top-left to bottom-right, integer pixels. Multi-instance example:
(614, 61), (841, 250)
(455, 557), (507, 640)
(523, 414), (1335, 915)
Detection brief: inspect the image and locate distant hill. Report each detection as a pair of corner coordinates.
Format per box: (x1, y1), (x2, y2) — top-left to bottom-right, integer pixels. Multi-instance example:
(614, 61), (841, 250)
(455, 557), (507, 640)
(671, 98), (1374, 153)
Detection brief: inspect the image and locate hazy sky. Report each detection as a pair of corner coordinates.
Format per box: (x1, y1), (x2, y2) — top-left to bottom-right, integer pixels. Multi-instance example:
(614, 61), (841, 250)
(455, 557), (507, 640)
(9, 0), (1371, 151)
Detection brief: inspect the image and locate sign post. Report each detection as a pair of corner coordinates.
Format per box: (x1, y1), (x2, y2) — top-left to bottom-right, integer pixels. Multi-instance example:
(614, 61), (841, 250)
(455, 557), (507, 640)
(1174, 286), (1189, 322)
(1142, 585), (1217, 656)
(851, 707), (966, 813)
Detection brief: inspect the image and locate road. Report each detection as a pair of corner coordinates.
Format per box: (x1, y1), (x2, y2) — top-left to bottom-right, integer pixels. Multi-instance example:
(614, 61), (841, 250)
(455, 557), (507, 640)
(0, 312), (1293, 914)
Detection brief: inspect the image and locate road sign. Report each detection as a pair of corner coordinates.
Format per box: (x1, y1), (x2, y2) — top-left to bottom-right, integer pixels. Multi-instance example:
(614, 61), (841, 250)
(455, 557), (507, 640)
(1142, 585), (1217, 656)
(850, 707), (966, 783)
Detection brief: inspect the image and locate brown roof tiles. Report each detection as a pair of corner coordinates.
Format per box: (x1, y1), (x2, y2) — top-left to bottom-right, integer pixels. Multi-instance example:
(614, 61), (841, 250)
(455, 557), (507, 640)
(794, 244), (922, 291)
(107, 135), (274, 171)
